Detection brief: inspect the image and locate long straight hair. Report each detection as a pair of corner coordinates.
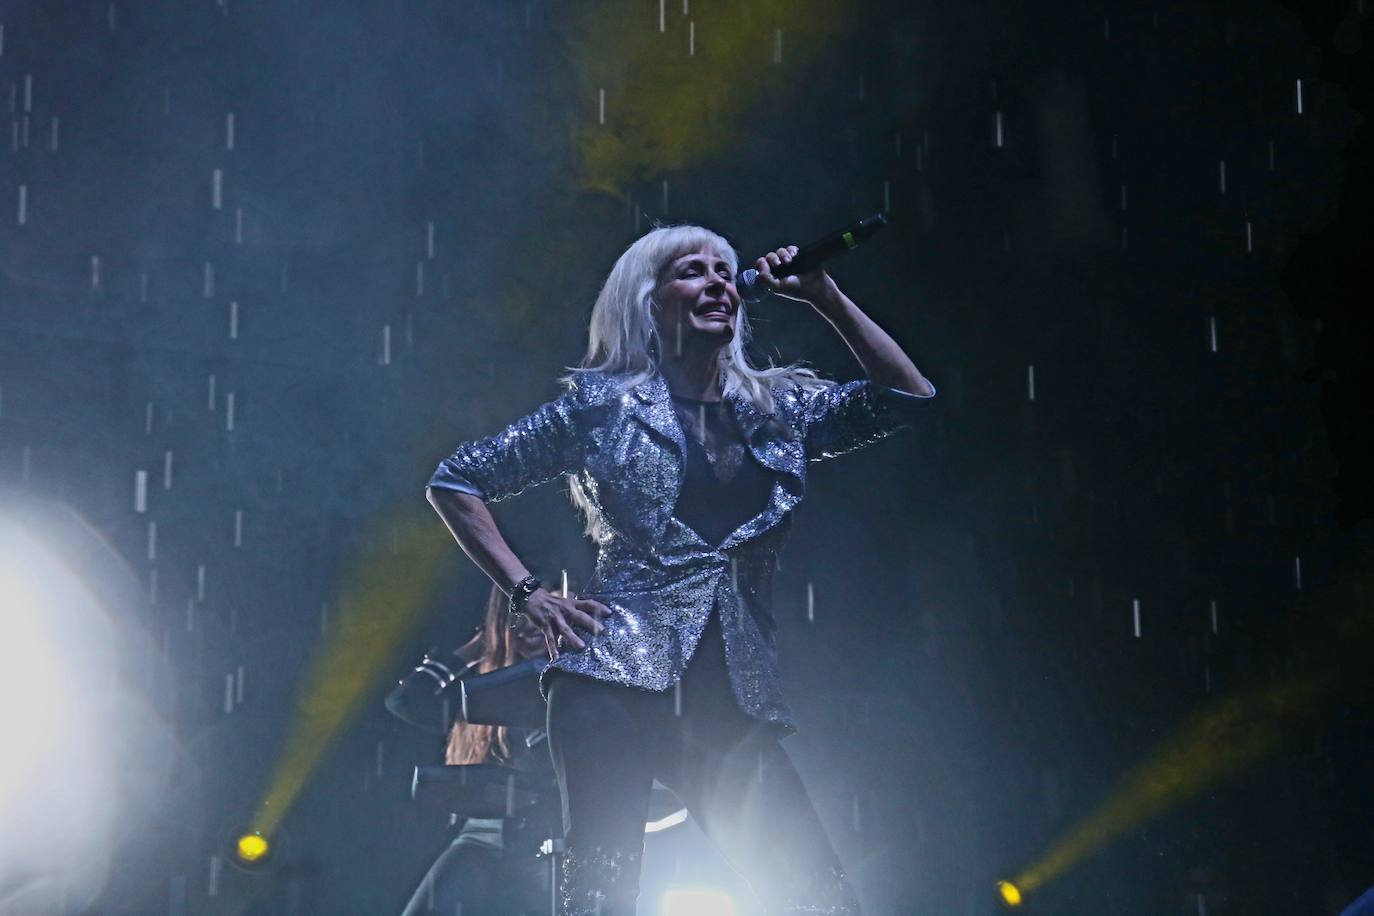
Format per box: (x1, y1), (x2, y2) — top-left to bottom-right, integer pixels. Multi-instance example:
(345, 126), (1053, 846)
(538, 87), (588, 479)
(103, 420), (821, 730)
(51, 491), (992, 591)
(444, 585), (518, 765)
(562, 224), (827, 415)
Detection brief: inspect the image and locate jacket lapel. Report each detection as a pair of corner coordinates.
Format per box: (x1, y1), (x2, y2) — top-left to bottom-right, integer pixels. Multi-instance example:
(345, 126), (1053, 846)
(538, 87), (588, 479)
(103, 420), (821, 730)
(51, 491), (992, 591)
(628, 372), (806, 552)
(718, 389), (805, 551)
(627, 373), (688, 543)
(630, 372), (687, 465)
(727, 393), (799, 482)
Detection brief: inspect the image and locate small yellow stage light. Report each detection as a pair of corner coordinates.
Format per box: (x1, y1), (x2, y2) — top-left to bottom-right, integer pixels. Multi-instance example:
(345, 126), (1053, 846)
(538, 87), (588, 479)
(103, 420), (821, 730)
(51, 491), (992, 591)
(236, 832), (269, 864)
(997, 880), (1023, 907)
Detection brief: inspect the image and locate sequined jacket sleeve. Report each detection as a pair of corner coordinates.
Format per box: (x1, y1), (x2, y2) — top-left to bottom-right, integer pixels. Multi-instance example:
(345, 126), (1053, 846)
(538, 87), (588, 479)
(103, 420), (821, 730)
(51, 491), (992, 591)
(427, 379), (608, 502)
(796, 378), (936, 461)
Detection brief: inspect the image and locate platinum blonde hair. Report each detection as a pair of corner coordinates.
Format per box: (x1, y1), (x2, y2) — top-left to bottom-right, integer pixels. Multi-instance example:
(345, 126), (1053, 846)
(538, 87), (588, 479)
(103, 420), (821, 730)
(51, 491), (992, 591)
(562, 224), (827, 415)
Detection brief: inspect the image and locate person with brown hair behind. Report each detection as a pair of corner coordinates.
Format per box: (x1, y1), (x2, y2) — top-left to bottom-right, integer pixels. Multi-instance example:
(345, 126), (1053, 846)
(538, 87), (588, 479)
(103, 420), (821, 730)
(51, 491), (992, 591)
(395, 583), (554, 916)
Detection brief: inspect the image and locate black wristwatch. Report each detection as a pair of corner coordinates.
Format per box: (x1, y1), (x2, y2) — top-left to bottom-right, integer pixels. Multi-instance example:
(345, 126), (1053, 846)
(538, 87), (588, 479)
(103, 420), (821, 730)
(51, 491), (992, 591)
(507, 574), (542, 627)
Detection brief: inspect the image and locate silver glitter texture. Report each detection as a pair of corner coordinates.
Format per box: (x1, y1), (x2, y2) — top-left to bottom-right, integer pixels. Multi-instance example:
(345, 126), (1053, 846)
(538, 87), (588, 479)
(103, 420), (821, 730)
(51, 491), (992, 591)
(429, 370), (933, 731)
(559, 844), (641, 916)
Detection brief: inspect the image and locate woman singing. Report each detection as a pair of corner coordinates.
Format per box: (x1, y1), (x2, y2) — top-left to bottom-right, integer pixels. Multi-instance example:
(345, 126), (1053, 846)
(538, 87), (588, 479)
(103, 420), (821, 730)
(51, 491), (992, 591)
(426, 225), (935, 915)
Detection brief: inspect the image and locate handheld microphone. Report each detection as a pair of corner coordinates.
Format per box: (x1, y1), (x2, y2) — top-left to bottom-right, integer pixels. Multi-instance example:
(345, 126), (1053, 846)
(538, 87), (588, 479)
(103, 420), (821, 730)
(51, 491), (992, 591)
(738, 213), (889, 303)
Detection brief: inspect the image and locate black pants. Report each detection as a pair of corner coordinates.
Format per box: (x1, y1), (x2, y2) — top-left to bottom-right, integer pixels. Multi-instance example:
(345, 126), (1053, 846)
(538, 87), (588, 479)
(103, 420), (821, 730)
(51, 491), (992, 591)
(546, 611), (860, 916)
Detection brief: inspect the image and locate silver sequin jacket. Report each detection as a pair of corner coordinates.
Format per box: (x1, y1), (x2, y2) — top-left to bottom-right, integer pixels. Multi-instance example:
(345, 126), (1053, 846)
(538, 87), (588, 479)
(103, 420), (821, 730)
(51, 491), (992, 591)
(427, 369), (934, 732)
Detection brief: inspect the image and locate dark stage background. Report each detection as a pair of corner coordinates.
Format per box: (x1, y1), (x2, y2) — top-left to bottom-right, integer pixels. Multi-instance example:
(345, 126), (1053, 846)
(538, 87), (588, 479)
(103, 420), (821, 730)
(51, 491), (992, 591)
(1, 1), (1371, 914)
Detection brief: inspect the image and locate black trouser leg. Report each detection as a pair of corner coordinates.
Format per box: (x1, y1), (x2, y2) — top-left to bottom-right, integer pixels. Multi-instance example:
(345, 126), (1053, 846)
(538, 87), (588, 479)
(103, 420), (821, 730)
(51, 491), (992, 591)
(546, 671), (657, 916)
(547, 609), (859, 916)
(663, 613), (861, 915)
(664, 728), (860, 915)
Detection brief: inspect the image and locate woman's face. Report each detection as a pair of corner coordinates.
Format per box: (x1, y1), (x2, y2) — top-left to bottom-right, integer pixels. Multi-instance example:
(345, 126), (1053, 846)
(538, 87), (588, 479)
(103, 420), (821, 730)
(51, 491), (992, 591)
(652, 246), (742, 356)
(511, 615), (546, 659)
(510, 614), (546, 660)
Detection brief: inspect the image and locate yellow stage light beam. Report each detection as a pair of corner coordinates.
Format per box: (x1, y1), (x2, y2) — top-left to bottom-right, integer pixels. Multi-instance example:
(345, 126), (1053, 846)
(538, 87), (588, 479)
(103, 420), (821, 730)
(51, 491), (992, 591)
(470, 2), (858, 336)
(1010, 675), (1323, 896)
(561, 0), (856, 197)
(1004, 563), (1374, 899)
(249, 514), (452, 839)
(996, 879), (1023, 907)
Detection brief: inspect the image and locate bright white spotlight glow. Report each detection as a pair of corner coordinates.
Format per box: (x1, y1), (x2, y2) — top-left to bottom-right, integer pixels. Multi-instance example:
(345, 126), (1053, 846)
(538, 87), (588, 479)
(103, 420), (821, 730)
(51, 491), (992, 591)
(0, 529), (80, 801)
(0, 514), (130, 912)
(661, 885), (737, 916)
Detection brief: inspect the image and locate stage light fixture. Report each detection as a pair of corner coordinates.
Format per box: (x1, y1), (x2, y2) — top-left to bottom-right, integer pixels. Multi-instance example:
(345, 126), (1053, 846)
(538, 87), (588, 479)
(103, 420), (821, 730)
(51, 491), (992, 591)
(997, 880), (1024, 907)
(235, 832), (269, 864)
